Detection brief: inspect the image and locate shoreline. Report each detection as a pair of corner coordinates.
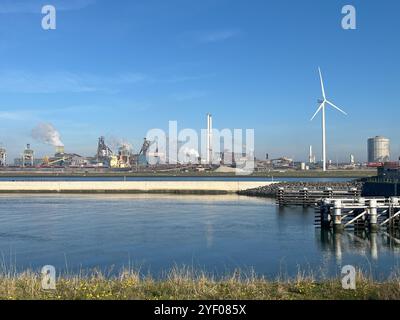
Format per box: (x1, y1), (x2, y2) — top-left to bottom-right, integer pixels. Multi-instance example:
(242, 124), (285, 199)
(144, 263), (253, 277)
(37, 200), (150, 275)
(0, 170), (376, 179)
(0, 269), (398, 300)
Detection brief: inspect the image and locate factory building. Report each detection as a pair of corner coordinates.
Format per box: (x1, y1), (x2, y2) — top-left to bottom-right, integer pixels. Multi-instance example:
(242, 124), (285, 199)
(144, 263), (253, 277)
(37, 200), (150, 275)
(13, 144), (43, 167)
(44, 146), (85, 167)
(55, 146), (65, 157)
(96, 136), (113, 166)
(221, 150), (234, 165)
(368, 136), (390, 163)
(0, 147), (6, 166)
(22, 144), (34, 167)
(110, 144), (131, 168)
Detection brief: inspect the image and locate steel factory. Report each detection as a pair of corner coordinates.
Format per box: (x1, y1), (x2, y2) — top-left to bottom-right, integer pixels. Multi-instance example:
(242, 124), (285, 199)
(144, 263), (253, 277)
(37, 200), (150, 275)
(0, 114), (253, 173)
(5, 137), (174, 172)
(0, 114), (396, 174)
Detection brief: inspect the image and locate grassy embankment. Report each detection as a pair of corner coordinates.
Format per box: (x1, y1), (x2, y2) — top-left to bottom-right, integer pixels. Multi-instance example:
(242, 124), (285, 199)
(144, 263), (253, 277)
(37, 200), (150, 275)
(0, 269), (399, 300)
(0, 170), (376, 179)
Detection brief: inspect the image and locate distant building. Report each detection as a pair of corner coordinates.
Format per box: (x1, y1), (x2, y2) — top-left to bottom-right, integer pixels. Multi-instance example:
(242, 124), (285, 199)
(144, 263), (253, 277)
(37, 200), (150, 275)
(22, 144), (34, 167)
(14, 158), (43, 167)
(368, 136), (390, 163)
(350, 154), (355, 165)
(0, 147), (6, 166)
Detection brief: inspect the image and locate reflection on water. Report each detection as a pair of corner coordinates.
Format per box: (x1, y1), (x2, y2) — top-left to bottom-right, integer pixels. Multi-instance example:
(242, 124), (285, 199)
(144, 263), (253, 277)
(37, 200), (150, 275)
(0, 193), (398, 278)
(316, 230), (400, 279)
(318, 230), (400, 263)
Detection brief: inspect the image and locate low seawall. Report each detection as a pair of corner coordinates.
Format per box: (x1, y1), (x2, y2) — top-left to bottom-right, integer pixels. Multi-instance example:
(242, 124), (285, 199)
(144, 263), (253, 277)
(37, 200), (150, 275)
(0, 181), (276, 194)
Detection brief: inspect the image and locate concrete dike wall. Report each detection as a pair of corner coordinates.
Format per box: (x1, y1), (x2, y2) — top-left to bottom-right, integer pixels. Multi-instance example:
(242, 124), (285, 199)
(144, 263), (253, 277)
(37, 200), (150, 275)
(0, 181), (276, 194)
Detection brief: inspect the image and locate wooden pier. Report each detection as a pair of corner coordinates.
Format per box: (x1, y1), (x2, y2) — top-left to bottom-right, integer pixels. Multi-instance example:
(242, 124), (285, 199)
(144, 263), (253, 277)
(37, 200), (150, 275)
(276, 187), (360, 206)
(315, 197), (400, 232)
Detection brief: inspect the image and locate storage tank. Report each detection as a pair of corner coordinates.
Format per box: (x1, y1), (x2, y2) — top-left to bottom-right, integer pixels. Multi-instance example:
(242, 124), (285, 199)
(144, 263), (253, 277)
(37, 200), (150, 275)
(55, 146), (65, 155)
(368, 136), (390, 163)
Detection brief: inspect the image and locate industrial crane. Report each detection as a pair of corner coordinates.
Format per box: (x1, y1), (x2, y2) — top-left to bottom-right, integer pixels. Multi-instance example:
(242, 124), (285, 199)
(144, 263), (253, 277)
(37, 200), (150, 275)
(138, 138), (156, 156)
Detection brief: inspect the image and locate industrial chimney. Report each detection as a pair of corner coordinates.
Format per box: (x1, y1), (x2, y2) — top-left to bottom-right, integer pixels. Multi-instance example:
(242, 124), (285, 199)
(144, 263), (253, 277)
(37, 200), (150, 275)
(206, 113), (213, 164)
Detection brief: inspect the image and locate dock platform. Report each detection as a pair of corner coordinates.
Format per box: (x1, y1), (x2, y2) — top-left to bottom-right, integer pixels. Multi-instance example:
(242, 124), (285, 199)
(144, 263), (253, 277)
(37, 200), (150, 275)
(276, 187), (361, 206)
(315, 197), (400, 232)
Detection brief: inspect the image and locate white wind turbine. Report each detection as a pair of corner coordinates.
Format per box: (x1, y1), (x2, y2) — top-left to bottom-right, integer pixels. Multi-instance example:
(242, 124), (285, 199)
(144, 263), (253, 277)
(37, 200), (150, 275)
(311, 67), (347, 172)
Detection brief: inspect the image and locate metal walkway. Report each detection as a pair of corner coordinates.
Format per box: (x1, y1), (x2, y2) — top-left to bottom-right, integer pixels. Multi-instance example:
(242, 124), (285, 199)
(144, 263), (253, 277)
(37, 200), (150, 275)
(276, 187), (361, 206)
(315, 197), (400, 232)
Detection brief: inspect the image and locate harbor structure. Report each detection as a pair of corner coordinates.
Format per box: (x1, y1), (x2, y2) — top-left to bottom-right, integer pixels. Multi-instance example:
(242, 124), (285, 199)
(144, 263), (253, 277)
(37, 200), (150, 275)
(368, 136), (390, 163)
(316, 197), (400, 232)
(276, 186), (360, 206)
(362, 162), (400, 197)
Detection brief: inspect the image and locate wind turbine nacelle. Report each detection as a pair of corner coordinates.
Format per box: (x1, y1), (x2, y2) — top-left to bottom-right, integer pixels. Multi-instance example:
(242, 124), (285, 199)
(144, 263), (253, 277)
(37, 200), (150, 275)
(317, 99), (324, 104)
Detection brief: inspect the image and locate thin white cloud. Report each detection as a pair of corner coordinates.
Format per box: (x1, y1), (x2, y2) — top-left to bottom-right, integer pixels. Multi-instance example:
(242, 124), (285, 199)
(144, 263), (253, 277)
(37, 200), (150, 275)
(0, 71), (151, 94)
(0, 0), (96, 14)
(166, 74), (216, 83)
(171, 90), (207, 101)
(178, 29), (242, 47)
(0, 70), (216, 94)
(199, 29), (242, 43)
(0, 110), (34, 120)
(0, 103), (151, 120)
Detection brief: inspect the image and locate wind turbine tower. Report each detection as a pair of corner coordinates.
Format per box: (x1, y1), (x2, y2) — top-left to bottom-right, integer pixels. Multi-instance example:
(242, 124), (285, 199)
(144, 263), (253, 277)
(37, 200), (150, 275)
(311, 68), (347, 172)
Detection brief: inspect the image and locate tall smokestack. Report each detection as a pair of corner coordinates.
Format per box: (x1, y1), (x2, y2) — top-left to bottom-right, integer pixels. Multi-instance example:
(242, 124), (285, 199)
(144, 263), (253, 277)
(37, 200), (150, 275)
(207, 113), (213, 164)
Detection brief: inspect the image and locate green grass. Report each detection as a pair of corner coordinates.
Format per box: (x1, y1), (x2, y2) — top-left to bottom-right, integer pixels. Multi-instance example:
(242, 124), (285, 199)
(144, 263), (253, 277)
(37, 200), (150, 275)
(0, 268), (399, 300)
(0, 170), (376, 179)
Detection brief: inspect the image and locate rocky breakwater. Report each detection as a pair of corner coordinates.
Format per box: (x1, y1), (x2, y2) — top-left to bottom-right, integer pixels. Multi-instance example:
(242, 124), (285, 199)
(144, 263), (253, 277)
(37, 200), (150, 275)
(239, 181), (364, 198)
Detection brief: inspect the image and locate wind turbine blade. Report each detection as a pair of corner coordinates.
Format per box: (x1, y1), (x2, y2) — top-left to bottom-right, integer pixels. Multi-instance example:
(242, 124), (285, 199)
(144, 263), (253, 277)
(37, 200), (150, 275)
(318, 67), (326, 99)
(326, 100), (347, 115)
(310, 103), (324, 121)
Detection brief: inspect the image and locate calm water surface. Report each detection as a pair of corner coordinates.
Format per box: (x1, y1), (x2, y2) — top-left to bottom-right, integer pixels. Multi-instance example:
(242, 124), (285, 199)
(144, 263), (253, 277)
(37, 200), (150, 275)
(0, 194), (398, 279)
(0, 177), (353, 182)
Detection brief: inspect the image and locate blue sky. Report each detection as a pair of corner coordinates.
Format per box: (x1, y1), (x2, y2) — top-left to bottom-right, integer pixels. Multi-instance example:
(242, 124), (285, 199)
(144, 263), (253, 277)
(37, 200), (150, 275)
(0, 0), (399, 162)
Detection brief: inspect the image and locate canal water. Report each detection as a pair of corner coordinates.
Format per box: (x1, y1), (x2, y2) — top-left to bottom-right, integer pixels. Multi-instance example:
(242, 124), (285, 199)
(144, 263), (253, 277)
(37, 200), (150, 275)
(0, 176), (353, 182)
(0, 193), (398, 279)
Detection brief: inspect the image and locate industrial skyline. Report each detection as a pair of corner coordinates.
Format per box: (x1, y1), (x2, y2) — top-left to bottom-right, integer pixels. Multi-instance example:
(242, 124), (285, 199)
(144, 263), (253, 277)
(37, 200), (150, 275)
(0, 113), (393, 169)
(0, 0), (399, 161)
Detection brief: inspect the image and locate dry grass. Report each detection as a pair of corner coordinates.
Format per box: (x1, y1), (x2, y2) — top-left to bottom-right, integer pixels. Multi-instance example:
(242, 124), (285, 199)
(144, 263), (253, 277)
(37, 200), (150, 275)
(0, 267), (399, 300)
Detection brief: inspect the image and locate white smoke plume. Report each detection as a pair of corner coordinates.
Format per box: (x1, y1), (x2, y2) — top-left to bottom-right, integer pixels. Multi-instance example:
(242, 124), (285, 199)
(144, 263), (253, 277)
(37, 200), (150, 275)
(107, 136), (133, 153)
(182, 147), (199, 158)
(31, 123), (64, 147)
